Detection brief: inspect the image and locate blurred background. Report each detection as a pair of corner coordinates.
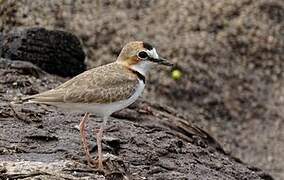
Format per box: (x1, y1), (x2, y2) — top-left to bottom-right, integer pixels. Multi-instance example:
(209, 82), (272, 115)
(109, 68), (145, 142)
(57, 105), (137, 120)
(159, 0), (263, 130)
(1, 0), (283, 179)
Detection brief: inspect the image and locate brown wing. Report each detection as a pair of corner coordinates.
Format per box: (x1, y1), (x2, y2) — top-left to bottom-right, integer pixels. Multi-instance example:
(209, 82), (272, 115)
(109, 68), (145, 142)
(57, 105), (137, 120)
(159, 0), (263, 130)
(27, 63), (139, 104)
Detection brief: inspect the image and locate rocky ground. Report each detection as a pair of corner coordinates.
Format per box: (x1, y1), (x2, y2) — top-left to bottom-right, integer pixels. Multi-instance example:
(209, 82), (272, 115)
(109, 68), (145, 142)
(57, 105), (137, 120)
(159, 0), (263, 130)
(0, 0), (283, 179)
(0, 57), (272, 179)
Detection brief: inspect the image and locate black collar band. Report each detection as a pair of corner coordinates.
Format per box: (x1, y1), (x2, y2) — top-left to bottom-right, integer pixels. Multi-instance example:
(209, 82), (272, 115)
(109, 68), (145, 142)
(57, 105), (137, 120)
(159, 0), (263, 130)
(130, 69), (146, 84)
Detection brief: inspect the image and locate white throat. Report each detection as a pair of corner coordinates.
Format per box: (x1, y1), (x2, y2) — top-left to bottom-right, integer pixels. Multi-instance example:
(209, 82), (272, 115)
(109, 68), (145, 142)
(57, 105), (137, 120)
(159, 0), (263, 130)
(131, 61), (153, 76)
(130, 48), (159, 76)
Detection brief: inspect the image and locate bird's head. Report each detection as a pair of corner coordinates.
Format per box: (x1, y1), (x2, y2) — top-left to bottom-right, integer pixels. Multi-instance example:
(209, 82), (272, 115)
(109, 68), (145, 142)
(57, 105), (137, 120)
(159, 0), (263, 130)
(116, 41), (173, 76)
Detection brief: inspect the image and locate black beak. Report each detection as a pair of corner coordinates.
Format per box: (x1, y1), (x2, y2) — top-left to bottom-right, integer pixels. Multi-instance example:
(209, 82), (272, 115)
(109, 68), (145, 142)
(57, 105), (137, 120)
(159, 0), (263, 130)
(149, 57), (173, 67)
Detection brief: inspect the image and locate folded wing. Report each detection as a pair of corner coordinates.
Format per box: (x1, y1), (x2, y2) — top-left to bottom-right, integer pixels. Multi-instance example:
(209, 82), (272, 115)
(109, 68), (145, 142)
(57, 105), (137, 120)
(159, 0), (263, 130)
(26, 63), (138, 104)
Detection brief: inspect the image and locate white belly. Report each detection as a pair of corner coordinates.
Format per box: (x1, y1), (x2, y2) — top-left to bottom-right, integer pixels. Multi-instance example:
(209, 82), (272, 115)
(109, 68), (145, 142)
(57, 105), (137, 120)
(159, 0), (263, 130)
(48, 80), (145, 117)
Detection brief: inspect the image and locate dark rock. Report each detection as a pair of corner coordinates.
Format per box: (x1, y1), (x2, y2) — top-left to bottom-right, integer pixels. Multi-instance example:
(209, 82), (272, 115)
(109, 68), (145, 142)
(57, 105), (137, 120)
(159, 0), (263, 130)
(0, 58), (274, 179)
(1, 0), (282, 178)
(0, 27), (86, 77)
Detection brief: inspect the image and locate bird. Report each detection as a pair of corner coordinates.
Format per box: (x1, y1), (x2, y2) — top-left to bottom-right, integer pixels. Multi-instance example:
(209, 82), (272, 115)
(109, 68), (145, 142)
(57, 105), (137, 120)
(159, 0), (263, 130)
(22, 41), (173, 170)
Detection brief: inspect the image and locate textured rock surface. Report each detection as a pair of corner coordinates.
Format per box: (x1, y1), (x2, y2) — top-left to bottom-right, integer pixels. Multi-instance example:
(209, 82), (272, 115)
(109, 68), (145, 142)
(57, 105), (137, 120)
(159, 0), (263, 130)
(0, 58), (272, 180)
(0, 27), (86, 77)
(0, 0), (283, 179)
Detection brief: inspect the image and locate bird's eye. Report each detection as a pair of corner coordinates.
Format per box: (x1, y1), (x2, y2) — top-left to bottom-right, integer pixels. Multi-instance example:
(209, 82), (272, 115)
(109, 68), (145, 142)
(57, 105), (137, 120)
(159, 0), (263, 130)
(137, 51), (148, 59)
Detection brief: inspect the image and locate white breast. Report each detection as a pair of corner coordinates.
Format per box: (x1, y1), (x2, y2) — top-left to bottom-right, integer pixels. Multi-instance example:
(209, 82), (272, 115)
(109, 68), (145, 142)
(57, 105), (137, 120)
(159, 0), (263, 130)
(49, 80), (145, 117)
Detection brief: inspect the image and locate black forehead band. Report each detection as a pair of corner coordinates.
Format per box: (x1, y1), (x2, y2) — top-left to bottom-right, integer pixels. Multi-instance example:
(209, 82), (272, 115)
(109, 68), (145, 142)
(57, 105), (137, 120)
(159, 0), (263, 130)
(143, 42), (153, 50)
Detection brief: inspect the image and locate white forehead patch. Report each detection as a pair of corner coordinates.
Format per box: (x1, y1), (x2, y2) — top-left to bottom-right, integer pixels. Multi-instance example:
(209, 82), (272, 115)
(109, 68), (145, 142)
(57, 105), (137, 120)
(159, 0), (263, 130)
(147, 48), (159, 59)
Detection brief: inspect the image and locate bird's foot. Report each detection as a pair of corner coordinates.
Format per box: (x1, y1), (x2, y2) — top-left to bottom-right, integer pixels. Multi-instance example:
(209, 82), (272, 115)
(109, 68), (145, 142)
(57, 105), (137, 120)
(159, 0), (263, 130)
(86, 156), (107, 173)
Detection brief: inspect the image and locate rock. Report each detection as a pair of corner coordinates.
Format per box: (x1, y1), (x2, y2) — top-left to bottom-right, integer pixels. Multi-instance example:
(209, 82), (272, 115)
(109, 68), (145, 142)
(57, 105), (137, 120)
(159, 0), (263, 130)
(1, 0), (283, 178)
(0, 58), (273, 179)
(0, 27), (86, 77)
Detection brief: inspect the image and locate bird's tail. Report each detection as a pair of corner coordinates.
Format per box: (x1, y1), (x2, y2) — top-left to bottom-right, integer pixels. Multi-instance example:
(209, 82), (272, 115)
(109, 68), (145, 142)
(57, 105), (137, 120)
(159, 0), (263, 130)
(10, 95), (35, 105)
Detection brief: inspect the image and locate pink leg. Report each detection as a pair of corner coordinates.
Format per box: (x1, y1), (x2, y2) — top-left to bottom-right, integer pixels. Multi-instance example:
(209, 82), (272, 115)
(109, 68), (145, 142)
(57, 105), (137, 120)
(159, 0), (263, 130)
(79, 112), (96, 166)
(95, 116), (108, 170)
